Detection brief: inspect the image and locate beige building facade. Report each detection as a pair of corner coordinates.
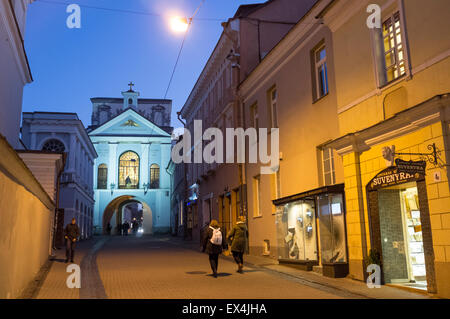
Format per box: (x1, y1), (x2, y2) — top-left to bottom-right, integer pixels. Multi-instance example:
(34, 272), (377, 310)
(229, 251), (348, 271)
(322, 0), (450, 297)
(240, 0), (346, 275)
(239, 0), (450, 298)
(181, 0), (318, 241)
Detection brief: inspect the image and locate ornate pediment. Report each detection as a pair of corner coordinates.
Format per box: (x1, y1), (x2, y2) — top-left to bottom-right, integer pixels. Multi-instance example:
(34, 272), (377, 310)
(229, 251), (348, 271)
(88, 108), (170, 137)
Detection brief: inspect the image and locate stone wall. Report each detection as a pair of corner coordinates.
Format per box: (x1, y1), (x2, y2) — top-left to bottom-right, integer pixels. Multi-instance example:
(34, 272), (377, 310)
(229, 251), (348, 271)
(0, 136), (56, 298)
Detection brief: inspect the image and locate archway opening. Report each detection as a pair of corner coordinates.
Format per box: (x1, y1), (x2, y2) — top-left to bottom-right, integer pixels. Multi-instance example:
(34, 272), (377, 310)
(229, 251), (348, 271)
(102, 195), (152, 235)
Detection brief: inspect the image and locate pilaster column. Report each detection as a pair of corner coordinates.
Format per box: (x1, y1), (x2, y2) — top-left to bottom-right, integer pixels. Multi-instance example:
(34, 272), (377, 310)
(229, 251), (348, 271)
(108, 142), (118, 188)
(69, 134), (76, 171)
(160, 143), (171, 189)
(31, 132), (37, 149)
(141, 143), (150, 187)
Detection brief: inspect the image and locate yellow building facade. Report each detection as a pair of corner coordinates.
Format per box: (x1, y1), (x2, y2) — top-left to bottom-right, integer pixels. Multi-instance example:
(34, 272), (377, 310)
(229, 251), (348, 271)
(323, 0), (450, 297)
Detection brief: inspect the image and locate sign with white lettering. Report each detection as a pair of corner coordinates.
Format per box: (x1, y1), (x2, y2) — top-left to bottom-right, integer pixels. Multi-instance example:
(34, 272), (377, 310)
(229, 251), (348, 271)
(367, 160), (426, 191)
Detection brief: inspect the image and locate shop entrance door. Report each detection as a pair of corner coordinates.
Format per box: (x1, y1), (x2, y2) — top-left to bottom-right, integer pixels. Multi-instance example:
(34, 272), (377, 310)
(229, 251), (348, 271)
(378, 183), (427, 289)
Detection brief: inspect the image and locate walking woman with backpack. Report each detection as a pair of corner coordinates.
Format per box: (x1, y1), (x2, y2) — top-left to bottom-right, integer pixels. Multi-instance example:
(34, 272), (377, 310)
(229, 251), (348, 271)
(227, 216), (249, 273)
(202, 219), (227, 278)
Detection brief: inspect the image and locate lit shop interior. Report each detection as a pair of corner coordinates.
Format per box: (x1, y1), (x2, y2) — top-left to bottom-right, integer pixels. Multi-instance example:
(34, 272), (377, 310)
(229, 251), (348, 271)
(274, 185), (348, 278)
(377, 183), (427, 290)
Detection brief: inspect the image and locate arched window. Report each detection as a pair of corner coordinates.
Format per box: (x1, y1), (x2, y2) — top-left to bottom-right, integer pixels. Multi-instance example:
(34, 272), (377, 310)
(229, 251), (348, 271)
(119, 151), (139, 189)
(97, 164), (108, 189)
(128, 98), (133, 106)
(42, 139), (65, 152)
(150, 164), (160, 189)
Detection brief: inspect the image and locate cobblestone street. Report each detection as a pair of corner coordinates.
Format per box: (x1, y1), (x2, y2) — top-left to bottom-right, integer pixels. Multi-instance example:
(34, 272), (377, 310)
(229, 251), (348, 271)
(31, 235), (431, 299)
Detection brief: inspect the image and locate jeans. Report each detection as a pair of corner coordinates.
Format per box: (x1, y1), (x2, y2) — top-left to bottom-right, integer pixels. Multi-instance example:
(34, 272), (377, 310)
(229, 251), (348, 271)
(66, 238), (76, 261)
(208, 254), (219, 274)
(232, 251), (244, 265)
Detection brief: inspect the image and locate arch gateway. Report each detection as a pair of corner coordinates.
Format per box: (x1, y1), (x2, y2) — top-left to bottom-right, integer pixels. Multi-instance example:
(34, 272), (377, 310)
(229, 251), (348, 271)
(88, 104), (173, 235)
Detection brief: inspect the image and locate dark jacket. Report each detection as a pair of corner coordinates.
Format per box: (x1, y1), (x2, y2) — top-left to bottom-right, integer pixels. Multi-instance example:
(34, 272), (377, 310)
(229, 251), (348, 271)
(202, 226), (227, 255)
(227, 222), (248, 253)
(64, 223), (80, 241)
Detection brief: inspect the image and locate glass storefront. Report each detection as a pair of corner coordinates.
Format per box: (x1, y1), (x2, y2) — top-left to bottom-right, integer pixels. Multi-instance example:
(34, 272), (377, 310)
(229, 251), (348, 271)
(275, 187), (348, 266)
(317, 194), (347, 263)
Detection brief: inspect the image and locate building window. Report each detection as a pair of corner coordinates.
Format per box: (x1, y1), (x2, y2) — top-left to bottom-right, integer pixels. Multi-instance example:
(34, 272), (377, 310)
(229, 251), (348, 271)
(270, 171), (280, 214)
(118, 151), (140, 189)
(150, 164), (160, 189)
(381, 11), (407, 84)
(313, 44), (329, 100)
(322, 148), (335, 186)
(128, 98), (133, 106)
(268, 87), (278, 129)
(97, 164), (108, 189)
(253, 175), (261, 217)
(42, 139), (65, 152)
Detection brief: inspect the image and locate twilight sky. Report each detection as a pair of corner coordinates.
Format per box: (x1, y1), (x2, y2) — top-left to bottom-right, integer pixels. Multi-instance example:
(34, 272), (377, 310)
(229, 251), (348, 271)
(22, 0), (266, 132)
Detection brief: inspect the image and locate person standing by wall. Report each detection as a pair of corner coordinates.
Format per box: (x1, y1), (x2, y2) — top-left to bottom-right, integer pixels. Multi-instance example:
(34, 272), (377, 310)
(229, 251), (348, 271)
(202, 220), (227, 278)
(227, 216), (249, 273)
(64, 218), (80, 263)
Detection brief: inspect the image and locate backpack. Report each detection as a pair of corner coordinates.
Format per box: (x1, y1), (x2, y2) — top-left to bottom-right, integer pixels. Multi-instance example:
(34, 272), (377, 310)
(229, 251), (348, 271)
(210, 227), (222, 245)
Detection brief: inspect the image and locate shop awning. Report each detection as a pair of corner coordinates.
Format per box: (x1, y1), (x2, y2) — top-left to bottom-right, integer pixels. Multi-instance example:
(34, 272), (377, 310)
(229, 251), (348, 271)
(272, 183), (344, 206)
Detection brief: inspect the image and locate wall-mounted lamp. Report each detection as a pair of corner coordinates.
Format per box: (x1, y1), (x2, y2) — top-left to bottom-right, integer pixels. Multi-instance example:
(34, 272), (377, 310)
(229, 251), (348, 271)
(110, 183), (115, 195)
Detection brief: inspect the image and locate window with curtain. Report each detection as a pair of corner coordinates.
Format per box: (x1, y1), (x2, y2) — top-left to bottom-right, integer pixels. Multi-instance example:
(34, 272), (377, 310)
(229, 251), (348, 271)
(150, 164), (160, 189)
(97, 164), (108, 189)
(119, 151), (140, 189)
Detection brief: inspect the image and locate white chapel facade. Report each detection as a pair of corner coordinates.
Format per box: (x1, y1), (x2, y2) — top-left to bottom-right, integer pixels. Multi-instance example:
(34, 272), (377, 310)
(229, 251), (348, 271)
(88, 84), (173, 234)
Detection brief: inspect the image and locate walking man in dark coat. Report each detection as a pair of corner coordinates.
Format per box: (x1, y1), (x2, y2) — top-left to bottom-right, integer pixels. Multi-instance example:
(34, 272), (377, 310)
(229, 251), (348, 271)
(64, 218), (80, 263)
(202, 220), (227, 278)
(227, 216), (249, 273)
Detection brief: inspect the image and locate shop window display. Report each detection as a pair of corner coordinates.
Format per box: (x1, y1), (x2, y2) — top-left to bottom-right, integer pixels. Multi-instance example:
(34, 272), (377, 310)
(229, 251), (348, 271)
(276, 200), (317, 261)
(317, 194), (347, 263)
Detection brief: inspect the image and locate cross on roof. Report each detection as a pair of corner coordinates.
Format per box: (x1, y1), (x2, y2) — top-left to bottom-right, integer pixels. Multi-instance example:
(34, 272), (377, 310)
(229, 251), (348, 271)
(128, 82), (135, 92)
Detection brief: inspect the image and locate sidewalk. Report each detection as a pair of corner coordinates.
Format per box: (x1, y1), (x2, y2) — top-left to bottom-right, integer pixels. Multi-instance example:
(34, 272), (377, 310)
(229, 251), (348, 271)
(168, 236), (435, 299)
(31, 238), (101, 299)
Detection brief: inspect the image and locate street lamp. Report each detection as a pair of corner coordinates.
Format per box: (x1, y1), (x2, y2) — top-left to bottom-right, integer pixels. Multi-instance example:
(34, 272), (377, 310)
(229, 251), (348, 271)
(170, 16), (190, 33)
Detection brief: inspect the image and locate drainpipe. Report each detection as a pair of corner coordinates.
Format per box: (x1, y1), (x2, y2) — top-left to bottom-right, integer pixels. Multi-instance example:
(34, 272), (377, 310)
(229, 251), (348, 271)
(177, 111), (188, 240)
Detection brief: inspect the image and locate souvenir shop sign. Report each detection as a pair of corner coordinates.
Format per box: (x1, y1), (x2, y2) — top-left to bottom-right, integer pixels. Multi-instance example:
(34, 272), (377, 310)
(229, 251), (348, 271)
(367, 160), (426, 191)
(395, 159), (426, 175)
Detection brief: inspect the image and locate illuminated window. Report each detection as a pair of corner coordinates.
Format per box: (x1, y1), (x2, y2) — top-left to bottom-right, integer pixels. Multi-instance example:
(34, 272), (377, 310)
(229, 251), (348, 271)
(150, 164), (160, 189)
(118, 151), (139, 189)
(97, 164), (108, 189)
(382, 12), (406, 83)
(322, 148), (335, 186)
(42, 139), (65, 152)
(253, 175), (261, 217)
(270, 170), (281, 213)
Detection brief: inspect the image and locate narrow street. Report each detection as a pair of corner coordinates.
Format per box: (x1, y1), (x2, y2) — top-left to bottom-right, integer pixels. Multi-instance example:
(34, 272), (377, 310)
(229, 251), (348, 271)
(31, 236), (429, 300)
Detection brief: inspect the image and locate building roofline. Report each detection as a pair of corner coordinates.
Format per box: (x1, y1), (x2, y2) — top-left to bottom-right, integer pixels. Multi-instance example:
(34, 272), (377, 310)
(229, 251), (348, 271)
(238, 0), (324, 90)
